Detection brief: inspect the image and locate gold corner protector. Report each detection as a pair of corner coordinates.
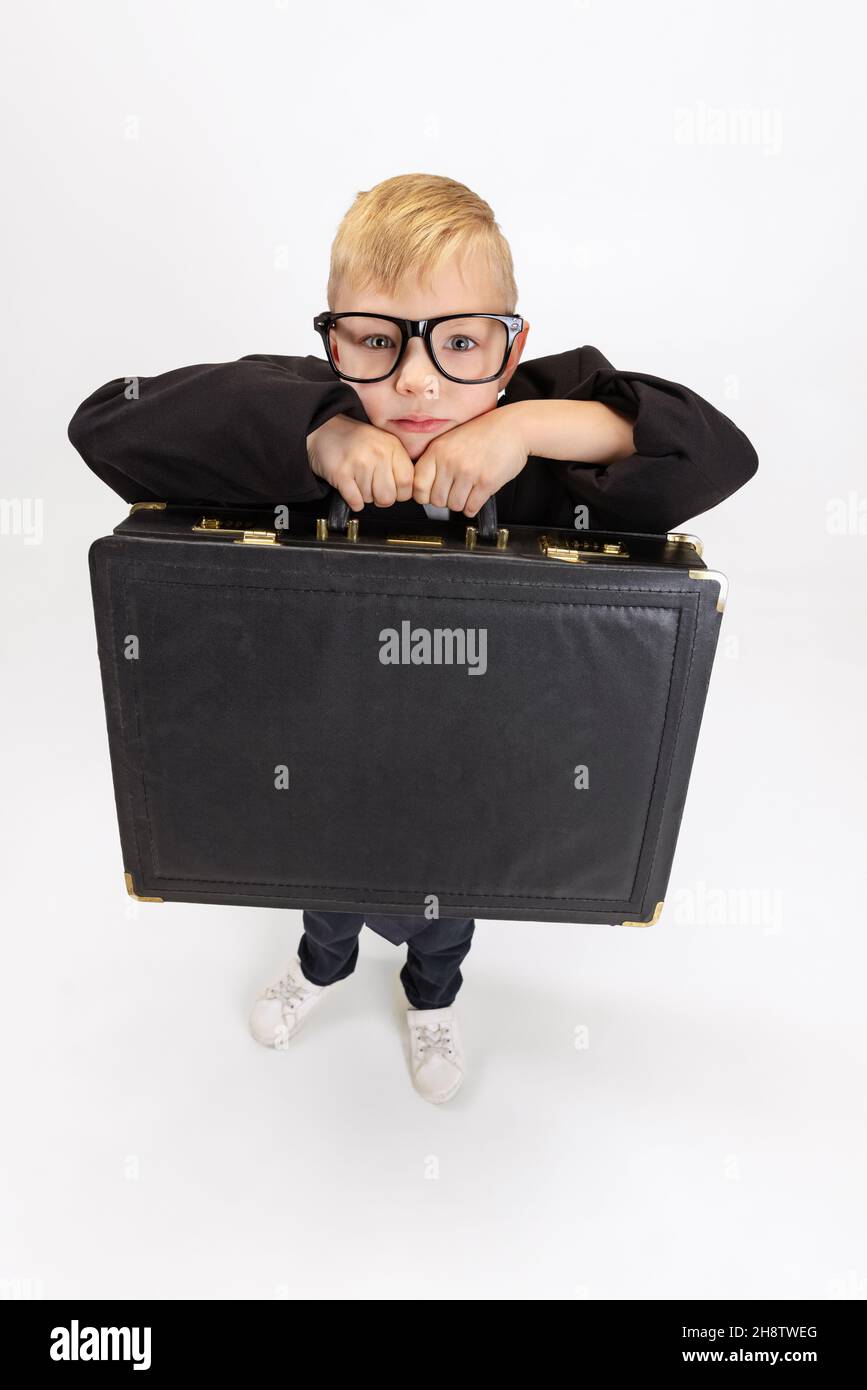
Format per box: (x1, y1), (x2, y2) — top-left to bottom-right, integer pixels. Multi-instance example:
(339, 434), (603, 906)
(621, 900), (664, 927)
(666, 531), (704, 558)
(687, 568), (728, 613)
(128, 501), (167, 515)
(124, 871), (163, 903)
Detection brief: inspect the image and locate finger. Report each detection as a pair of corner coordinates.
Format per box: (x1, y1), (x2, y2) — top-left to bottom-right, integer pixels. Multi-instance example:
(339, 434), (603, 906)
(391, 448), (415, 502)
(336, 475), (367, 512)
(462, 482), (492, 518)
(411, 448), (437, 505)
(353, 458), (376, 505)
(371, 455), (398, 508)
(445, 474), (474, 514)
(428, 457), (455, 509)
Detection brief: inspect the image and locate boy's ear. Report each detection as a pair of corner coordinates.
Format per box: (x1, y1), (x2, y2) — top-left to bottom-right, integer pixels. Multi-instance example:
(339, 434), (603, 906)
(498, 320), (530, 392)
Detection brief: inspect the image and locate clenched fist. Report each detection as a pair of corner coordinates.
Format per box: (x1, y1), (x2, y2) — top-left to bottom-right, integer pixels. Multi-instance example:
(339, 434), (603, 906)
(412, 404), (531, 517)
(306, 413), (415, 513)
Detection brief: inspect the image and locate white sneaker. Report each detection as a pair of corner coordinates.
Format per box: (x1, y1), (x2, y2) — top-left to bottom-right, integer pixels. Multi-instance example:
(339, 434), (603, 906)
(249, 956), (332, 1049)
(404, 1002), (465, 1103)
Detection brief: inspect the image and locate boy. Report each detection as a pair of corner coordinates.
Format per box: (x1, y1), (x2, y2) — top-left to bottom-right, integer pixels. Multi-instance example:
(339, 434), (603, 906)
(68, 172), (759, 1105)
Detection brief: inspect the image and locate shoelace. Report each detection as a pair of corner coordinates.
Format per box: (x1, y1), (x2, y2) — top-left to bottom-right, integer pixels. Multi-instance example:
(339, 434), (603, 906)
(264, 973), (311, 1009)
(411, 1021), (454, 1060)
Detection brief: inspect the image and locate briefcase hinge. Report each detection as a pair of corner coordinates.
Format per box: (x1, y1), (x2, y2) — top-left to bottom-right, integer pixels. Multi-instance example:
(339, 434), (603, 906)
(538, 535), (629, 562)
(192, 517), (279, 545)
(234, 530), (278, 545)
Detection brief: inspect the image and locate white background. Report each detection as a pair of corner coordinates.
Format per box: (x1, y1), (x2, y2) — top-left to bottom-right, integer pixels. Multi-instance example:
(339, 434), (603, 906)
(1, 0), (865, 1300)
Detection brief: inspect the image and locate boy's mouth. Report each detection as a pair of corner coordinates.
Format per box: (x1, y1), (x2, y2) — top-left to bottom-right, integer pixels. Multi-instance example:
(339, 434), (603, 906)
(390, 416), (449, 433)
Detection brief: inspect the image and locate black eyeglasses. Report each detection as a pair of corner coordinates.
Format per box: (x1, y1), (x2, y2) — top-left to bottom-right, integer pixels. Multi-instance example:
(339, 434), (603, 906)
(313, 311), (524, 385)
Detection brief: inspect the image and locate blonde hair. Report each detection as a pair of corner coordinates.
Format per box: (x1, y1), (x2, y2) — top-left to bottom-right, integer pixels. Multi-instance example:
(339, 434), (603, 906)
(327, 173), (518, 312)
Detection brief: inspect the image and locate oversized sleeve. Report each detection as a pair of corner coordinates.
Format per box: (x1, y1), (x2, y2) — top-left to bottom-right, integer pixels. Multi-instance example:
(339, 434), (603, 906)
(66, 352), (370, 506)
(502, 343), (759, 532)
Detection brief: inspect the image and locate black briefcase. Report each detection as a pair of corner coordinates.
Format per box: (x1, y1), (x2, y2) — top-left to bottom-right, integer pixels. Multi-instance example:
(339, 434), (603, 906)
(88, 492), (727, 927)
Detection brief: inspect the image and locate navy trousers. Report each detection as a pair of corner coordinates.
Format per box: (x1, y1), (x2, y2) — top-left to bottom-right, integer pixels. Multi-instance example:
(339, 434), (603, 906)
(297, 910), (475, 1010)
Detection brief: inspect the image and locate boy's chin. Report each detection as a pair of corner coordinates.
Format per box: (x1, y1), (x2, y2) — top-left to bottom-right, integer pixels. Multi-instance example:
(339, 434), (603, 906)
(383, 428), (430, 461)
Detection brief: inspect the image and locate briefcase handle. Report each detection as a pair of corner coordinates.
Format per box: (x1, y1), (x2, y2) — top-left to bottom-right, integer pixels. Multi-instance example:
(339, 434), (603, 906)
(325, 485), (499, 541)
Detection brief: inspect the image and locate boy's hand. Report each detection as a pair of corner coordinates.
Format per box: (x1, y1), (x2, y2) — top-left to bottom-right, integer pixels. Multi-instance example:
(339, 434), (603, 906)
(307, 413), (415, 512)
(411, 403), (530, 517)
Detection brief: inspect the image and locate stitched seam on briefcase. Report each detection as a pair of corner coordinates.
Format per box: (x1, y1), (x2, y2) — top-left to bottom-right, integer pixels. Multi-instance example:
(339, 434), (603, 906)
(638, 594), (702, 900)
(101, 561), (147, 878)
(105, 566), (149, 880)
(121, 574), (161, 876)
(144, 602), (688, 904)
(134, 883), (643, 903)
(119, 560), (692, 599)
(626, 603), (687, 903)
(124, 574), (696, 901)
(123, 577), (692, 600)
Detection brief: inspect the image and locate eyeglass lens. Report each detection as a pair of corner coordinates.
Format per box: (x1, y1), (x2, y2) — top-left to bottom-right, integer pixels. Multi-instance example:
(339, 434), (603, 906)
(326, 316), (508, 382)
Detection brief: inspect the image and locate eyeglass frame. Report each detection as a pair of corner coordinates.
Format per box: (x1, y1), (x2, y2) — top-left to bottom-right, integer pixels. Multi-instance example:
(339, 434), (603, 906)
(312, 311), (524, 386)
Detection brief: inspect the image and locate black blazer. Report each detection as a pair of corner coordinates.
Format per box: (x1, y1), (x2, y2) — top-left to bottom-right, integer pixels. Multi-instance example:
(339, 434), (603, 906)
(67, 344), (759, 533)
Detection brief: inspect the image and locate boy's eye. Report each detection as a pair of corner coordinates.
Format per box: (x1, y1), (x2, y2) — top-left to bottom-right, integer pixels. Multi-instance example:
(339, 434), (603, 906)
(441, 334), (478, 353)
(359, 333), (395, 350)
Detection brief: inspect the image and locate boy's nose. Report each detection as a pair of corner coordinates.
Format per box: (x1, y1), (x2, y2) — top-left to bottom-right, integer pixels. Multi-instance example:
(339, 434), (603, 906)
(394, 339), (441, 397)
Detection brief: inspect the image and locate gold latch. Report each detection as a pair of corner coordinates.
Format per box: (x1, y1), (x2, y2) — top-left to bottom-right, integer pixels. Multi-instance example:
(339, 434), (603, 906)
(538, 535), (629, 562)
(385, 534), (445, 546)
(385, 528), (504, 549)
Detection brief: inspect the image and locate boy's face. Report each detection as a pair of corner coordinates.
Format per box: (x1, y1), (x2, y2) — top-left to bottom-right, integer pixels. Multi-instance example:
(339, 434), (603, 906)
(330, 252), (530, 461)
